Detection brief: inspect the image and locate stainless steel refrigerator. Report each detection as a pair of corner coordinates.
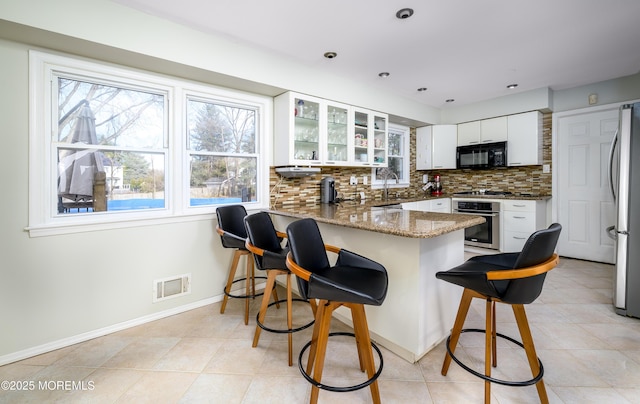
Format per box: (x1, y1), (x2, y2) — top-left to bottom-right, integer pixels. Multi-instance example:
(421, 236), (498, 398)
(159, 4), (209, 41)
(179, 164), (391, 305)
(608, 102), (640, 318)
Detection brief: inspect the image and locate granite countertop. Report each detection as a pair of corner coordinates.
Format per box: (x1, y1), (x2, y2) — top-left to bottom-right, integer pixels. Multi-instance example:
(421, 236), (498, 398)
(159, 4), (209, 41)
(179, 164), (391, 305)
(268, 200), (485, 239)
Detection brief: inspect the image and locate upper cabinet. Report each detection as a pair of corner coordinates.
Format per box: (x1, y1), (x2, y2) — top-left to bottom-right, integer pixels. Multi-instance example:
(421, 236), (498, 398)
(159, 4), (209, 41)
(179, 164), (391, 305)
(353, 107), (388, 167)
(480, 117), (508, 143)
(507, 111), (543, 166)
(416, 125), (457, 170)
(274, 92), (387, 167)
(456, 121), (480, 146)
(457, 116), (508, 146)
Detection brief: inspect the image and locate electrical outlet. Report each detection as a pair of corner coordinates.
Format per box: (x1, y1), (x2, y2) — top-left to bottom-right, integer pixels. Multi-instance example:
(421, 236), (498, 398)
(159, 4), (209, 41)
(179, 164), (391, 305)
(543, 164), (551, 173)
(362, 175), (368, 185)
(350, 176), (357, 185)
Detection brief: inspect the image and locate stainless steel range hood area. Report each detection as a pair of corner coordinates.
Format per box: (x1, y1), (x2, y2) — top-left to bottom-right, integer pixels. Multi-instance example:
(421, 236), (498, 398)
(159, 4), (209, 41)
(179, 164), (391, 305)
(275, 166), (321, 178)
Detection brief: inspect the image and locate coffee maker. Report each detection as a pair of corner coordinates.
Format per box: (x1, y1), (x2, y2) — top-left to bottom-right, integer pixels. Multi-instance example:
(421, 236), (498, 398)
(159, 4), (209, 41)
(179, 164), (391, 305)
(321, 176), (338, 203)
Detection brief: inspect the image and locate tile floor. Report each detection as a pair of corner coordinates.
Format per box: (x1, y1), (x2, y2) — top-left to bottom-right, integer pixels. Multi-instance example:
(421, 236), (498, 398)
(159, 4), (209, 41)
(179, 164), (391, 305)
(2, 257), (640, 403)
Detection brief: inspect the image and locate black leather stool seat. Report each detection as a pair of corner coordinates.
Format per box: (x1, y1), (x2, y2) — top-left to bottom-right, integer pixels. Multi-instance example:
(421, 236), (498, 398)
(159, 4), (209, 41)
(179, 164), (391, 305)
(305, 264), (388, 306)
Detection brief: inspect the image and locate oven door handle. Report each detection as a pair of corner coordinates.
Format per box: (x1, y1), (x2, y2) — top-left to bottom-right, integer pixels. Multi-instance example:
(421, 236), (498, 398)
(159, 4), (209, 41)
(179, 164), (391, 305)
(454, 210), (499, 217)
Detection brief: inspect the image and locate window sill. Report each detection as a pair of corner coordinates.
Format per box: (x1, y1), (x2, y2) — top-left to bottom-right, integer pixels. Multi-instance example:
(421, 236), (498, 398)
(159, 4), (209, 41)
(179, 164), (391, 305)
(26, 202), (268, 237)
(370, 182), (410, 190)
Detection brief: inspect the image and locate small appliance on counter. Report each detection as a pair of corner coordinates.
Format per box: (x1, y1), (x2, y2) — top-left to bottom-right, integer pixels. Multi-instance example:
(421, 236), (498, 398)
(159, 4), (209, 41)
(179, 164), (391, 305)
(424, 174), (444, 196)
(432, 174), (443, 195)
(321, 176), (338, 203)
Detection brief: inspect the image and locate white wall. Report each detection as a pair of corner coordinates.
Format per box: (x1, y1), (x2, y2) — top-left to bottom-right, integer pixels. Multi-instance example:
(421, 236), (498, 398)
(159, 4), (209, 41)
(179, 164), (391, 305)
(552, 72), (640, 112)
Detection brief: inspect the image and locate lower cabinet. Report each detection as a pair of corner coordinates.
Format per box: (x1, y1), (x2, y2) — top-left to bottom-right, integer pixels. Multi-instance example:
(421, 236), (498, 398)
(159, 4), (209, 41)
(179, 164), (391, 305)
(501, 200), (547, 252)
(402, 198), (451, 213)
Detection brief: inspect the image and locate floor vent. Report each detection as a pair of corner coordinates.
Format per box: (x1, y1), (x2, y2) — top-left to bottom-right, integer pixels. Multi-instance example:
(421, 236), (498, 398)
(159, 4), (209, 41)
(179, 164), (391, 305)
(153, 273), (191, 302)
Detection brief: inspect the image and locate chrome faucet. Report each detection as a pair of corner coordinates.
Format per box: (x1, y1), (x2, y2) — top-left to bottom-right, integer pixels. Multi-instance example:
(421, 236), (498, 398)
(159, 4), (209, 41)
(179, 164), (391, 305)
(379, 167), (399, 200)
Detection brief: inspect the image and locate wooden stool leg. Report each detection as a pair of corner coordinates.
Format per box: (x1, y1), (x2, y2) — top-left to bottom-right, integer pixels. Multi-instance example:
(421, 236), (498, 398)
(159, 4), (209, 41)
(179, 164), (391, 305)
(286, 273), (293, 366)
(252, 270), (277, 348)
(442, 288), (474, 375)
(220, 250), (242, 314)
(272, 280), (280, 309)
(513, 304), (549, 404)
(309, 302), (336, 404)
(484, 298), (493, 404)
(306, 300), (327, 376)
(351, 303), (381, 404)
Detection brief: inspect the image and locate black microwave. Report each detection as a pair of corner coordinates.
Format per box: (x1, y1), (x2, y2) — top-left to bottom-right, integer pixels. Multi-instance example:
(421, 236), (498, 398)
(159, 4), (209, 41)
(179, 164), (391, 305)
(456, 141), (507, 169)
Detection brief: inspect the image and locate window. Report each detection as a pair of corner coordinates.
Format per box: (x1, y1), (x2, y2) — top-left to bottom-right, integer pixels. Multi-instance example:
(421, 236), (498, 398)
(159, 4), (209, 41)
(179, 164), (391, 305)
(372, 124), (410, 188)
(186, 98), (258, 206)
(28, 51), (270, 236)
(55, 77), (167, 214)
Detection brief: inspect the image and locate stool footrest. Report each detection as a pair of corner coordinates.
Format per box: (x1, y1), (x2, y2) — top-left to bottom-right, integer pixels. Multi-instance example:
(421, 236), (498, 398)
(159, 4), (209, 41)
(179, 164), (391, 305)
(256, 298), (315, 334)
(223, 276), (269, 299)
(298, 332), (384, 393)
(446, 328), (544, 387)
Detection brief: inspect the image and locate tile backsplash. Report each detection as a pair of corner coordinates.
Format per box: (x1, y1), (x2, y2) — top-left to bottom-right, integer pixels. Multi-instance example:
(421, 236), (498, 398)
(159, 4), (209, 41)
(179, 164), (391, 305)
(270, 112), (551, 207)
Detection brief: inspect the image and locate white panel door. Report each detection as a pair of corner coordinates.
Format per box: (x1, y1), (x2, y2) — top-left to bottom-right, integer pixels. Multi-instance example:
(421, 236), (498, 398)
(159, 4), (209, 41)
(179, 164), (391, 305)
(556, 107), (618, 263)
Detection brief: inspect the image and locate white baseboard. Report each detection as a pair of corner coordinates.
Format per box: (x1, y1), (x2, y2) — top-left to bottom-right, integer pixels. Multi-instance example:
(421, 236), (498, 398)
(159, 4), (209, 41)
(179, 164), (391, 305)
(0, 281), (266, 367)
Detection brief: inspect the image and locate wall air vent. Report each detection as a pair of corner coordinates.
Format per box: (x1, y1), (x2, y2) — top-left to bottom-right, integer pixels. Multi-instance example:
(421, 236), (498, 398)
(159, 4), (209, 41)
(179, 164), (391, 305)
(153, 273), (191, 302)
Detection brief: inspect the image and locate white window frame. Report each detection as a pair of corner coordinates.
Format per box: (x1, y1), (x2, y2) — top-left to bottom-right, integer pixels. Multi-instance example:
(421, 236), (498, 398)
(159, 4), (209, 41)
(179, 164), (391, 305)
(371, 124), (410, 189)
(28, 51), (271, 237)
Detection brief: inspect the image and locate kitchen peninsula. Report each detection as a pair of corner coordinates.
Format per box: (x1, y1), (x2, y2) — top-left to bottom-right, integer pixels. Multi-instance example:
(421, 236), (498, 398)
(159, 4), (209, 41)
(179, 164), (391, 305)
(269, 201), (484, 363)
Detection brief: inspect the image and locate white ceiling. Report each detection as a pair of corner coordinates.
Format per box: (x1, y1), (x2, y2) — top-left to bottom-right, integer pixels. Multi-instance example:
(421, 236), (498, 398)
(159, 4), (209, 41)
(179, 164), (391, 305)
(112, 0), (640, 108)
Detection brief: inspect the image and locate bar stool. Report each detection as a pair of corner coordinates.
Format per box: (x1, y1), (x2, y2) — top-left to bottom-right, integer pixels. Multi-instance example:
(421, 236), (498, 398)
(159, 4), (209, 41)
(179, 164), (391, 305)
(435, 223), (561, 404)
(286, 218), (388, 404)
(216, 205), (264, 325)
(243, 212), (316, 366)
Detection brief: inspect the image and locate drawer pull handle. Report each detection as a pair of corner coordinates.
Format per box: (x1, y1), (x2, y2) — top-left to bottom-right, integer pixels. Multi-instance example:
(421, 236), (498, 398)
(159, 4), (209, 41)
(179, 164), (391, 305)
(513, 204), (526, 207)
(513, 236), (526, 240)
(513, 216), (526, 219)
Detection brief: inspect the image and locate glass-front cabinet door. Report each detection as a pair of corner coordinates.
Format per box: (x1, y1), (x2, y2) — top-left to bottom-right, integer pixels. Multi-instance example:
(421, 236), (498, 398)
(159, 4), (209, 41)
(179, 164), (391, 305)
(352, 107), (388, 167)
(292, 96), (320, 163)
(353, 108), (371, 166)
(373, 114), (387, 166)
(325, 102), (349, 165)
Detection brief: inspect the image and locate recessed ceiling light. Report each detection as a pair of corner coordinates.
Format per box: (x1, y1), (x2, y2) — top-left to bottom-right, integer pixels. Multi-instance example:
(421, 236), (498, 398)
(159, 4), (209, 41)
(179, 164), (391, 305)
(506, 84), (518, 89)
(323, 51), (337, 59)
(378, 72), (390, 78)
(445, 99), (455, 103)
(396, 8), (414, 19)
(417, 87), (428, 92)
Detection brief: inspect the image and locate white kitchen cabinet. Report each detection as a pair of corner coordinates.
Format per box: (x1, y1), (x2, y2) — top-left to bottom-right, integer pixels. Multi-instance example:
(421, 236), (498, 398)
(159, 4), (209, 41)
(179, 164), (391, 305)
(353, 107), (388, 168)
(457, 121), (481, 146)
(402, 198), (451, 213)
(274, 92), (323, 166)
(274, 91), (387, 167)
(457, 117), (508, 146)
(428, 198), (451, 213)
(480, 116), (508, 143)
(416, 125), (457, 170)
(501, 199), (546, 252)
(507, 111), (543, 166)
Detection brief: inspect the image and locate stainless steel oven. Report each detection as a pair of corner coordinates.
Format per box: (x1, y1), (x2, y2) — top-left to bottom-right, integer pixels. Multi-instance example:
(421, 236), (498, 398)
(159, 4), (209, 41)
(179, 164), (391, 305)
(453, 200), (500, 250)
